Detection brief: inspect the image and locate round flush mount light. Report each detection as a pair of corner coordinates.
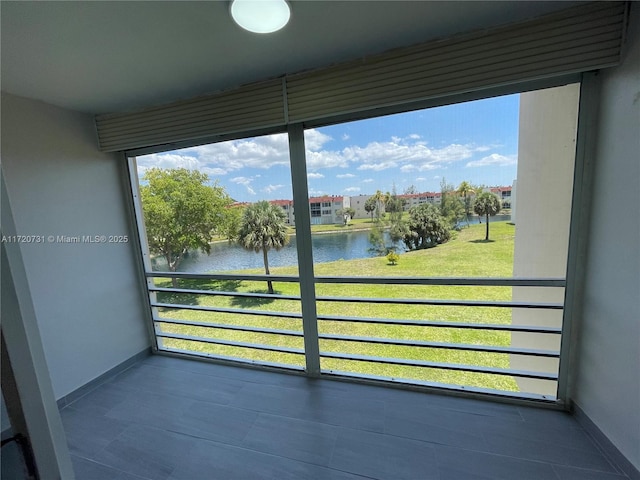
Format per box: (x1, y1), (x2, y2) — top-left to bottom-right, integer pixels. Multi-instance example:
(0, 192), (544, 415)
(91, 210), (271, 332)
(230, 0), (291, 34)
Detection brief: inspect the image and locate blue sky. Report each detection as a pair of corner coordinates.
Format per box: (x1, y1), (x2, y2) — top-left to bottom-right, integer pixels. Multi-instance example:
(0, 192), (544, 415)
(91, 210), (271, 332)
(138, 94), (519, 202)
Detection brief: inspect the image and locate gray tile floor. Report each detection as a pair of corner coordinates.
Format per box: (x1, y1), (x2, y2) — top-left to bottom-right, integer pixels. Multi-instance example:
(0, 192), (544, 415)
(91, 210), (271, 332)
(62, 355), (628, 480)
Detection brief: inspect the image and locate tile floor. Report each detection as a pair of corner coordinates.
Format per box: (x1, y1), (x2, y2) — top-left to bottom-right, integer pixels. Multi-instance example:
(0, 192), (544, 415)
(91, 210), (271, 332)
(62, 355), (628, 479)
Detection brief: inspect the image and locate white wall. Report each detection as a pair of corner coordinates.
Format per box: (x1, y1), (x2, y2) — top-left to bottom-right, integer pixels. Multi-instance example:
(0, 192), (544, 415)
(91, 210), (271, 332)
(572, 5), (640, 471)
(1, 93), (150, 400)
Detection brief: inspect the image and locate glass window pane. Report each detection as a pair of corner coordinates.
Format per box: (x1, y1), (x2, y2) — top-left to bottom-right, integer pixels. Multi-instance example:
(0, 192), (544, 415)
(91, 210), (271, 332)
(133, 132), (304, 369)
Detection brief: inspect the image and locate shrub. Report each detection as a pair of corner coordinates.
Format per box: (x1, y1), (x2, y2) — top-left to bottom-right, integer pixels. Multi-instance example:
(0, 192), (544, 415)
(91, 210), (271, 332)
(386, 251), (400, 265)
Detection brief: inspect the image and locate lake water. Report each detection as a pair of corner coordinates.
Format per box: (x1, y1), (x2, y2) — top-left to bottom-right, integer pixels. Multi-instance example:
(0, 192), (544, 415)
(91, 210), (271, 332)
(151, 215), (511, 273)
(151, 229), (377, 273)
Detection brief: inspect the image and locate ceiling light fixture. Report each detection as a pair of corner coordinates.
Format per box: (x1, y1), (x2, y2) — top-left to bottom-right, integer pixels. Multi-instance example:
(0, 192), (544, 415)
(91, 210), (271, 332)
(230, 0), (291, 34)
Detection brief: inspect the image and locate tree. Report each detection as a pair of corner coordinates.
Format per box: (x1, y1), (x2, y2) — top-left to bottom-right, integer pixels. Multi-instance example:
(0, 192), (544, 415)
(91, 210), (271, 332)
(473, 192), (502, 240)
(385, 184), (406, 249)
(237, 201), (290, 294)
(364, 197), (377, 221)
(336, 207), (356, 225)
(385, 184), (404, 217)
(368, 223), (387, 256)
(440, 178), (465, 230)
(404, 184), (418, 195)
(141, 168), (231, 287)
(218, 204), (244, 242)
(373, 190), (386, 221)
(402, 203), (450, 250)
(456, 181), (475, 225)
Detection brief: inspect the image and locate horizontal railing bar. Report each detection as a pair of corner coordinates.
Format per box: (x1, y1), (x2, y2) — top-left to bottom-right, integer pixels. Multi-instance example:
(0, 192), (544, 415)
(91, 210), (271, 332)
(154, 317), (304, 337)
(146, 272), (300, 282)
(315, 276), (566, 287)
(152, 303), (560, 334)
(152, 302), (303, 319)
(146, 272), (565, 287)
(316, 296), (563, 309)
(156, 332), (305, 355)
(150, 287), (301, 301)
(319, 351), (558, 380)
(321, 370), (557, 402)
(154, 317), (557, 355)
(151, 289), (561, 310)
(316, 314), (562, 333)
(317, 334), (560, 357)
(158, 348), (306, 371)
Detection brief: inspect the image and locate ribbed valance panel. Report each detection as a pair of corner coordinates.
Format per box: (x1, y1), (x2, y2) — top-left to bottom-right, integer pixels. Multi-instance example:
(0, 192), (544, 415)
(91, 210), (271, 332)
(96, 2), (626, 152)
(96, 79), (285, 152)
(286, 2), (625, 122)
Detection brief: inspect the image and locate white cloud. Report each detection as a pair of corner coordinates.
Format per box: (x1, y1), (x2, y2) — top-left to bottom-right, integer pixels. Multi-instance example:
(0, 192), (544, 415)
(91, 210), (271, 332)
(416, 177), (426, 181)
(139, 132), (498, 190)
(362, 178), (374, 183)
(344, 187), (361, 193)
(466, 153), (517, 167)
(305, 150), (349, 170)
(304, 129), (333, 151)
(230, 176), (257, 195)
(178, 133), (292, 172)
(308, 188), (325, 196)
(137, 153), (222, 177)
(263, 184), (284, 194)
(342, 133), (350, 141)
(230, 176), (251, 185)
(358, 161), (398, 171)
(340, 139), (482, 173)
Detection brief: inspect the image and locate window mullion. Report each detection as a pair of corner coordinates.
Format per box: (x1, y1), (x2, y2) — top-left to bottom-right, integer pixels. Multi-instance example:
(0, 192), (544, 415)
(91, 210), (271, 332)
(287, 124), (321, 376)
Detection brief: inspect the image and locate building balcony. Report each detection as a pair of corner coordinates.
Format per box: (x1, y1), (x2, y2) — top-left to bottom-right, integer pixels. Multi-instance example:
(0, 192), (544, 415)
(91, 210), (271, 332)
(61, 354), (624, 480)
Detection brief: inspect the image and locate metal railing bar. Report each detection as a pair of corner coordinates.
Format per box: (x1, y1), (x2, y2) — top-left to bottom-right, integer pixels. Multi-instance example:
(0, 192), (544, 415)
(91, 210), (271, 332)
(315, 276), (566, 287)
(156, 332), (305, 355)
(316, 314), (562, 333)
(150, 291), (562, 310)
(321, 370), (557, 402)
(151, 302), (303, 319)
(317, 334), (560, 357)
(150, 286), (301, 301)
(154, 317), (303, 337)
(319, 351), (558, 380)
(154, 316), (557, 355)
(146, 272), (300, 282)
(152, 304), (560, 334)
(158, 347), (306, 371)
(316, 296), (564, 309)
(146, 272), (565, 288)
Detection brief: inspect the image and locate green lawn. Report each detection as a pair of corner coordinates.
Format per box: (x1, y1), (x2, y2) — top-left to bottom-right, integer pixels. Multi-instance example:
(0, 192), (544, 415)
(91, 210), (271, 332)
(155, 221), (522, 392)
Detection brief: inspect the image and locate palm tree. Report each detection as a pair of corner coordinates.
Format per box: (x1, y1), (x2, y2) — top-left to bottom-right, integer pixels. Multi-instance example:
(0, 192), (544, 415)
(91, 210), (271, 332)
(237, 201), (289, 294)
(373, 189), (385, 221)
(364, 197), (377, 221)
(473, 192), (502, 240)
(457, 181), (475, 225)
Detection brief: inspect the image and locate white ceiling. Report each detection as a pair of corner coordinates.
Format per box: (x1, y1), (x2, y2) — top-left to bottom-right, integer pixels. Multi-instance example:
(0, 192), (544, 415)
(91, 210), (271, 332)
(1, 1), (581, 115)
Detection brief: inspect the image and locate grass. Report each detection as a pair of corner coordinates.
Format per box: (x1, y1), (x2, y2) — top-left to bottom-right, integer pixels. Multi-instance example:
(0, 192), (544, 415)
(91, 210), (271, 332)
(154, 221), (526, 392)
(304, 217), (380, 233)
